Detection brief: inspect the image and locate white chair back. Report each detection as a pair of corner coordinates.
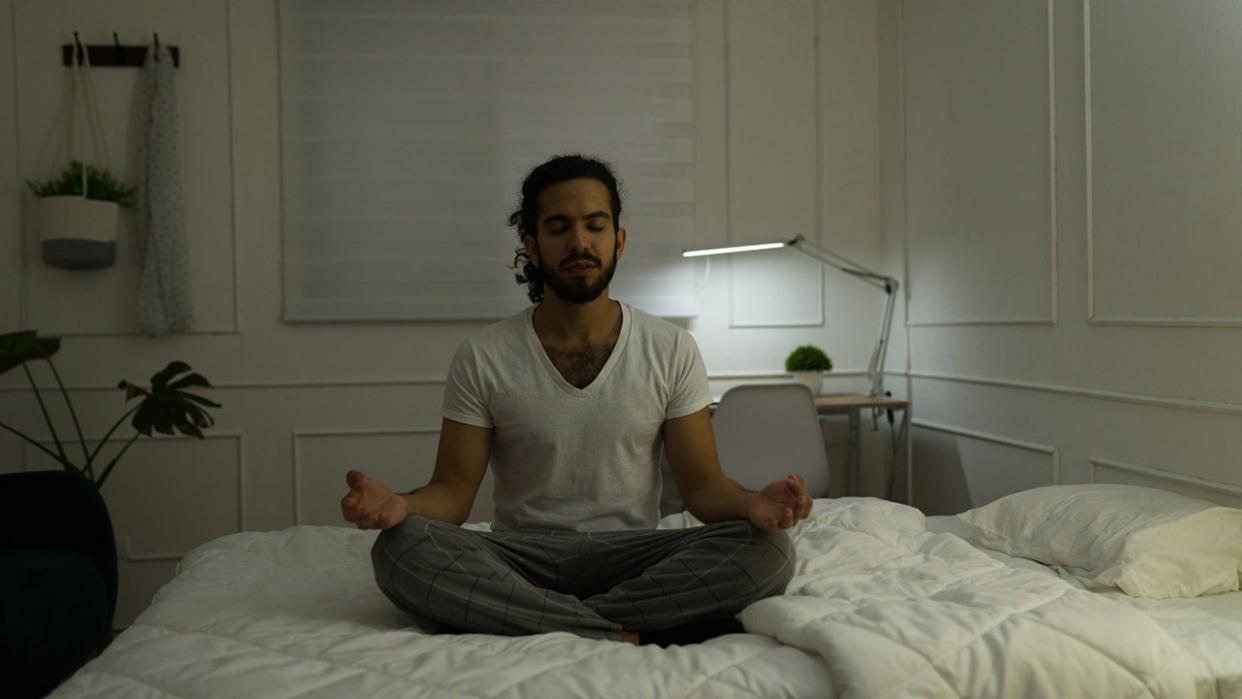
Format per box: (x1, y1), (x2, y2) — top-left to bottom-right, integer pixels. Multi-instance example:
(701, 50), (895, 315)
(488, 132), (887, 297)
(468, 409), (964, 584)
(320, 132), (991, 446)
(659, 383), (830, 515)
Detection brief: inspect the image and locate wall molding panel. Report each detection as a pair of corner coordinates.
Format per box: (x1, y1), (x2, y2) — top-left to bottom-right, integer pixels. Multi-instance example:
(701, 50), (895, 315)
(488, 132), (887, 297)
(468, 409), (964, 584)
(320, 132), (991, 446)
(911, 418), (1059, 513)
(906, 318), (1057, 328)
(1083, 0), (1242, 327)
(724, 0), (822, 329)
(1089, 457), (1242, 505)
(902, 0), (1058, 327)
(911, 370), (1242, 418)
(114, 535), (186, 563)
(22, 431), (246, 560)
(1087, 317), (1242, 328)
(291, 426), (440, 525)
(728, 259), (825, 328)
(0, 369), (877, 394)
(14, 3), (241, 337)
(914, 418), (1060, 483)
(0, 377), (450, 393)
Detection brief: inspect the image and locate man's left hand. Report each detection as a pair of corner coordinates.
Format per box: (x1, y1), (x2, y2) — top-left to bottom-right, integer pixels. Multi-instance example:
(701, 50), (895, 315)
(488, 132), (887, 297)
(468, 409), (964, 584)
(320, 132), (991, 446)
(748, 474), (814, 533)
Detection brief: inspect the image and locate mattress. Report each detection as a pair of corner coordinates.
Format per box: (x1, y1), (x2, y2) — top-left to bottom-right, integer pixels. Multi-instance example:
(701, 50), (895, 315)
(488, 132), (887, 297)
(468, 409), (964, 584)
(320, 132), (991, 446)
(48, 500), (1242, 698)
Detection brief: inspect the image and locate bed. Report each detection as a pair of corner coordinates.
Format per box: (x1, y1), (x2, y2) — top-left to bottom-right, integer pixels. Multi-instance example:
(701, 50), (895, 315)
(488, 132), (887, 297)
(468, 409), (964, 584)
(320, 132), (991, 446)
(49, 494), (1242, 698)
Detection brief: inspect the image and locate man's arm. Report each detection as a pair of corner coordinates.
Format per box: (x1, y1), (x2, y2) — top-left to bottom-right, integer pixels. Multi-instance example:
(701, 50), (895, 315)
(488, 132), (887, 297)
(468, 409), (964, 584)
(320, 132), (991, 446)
(401, 418), (492, 524)
(663, 407), (751, 523)
(663, 407), (813, 532)
(341, 417), (491, 529)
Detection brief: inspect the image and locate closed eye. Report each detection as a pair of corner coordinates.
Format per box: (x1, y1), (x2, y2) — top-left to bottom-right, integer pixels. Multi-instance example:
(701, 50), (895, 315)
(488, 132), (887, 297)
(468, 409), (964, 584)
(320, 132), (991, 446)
(541, 218), (611, 235)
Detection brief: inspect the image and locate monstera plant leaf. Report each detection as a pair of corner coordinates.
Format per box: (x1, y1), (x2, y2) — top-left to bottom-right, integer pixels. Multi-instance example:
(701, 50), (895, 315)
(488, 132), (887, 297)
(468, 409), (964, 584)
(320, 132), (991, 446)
(118, 361), (221, 439)
(0, 329), (60, 376)
(1, 331), (222, 489)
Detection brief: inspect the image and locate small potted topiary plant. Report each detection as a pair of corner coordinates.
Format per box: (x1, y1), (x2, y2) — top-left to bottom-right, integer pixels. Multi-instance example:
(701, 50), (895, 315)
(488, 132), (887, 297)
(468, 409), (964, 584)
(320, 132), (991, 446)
(785, 344), (832, 396)
(25, 160), (137, 270)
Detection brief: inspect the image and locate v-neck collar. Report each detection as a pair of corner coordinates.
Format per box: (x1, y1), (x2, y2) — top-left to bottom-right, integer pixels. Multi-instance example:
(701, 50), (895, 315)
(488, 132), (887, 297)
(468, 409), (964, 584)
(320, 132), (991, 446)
(525, 301), (631, 398)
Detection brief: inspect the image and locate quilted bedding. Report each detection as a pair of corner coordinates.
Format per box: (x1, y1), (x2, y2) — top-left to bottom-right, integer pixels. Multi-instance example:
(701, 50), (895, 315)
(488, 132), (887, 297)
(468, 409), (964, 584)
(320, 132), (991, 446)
(48, 519), (829, 698)
(740, 498), (1197, 698)
(50, 498), (1215, 698)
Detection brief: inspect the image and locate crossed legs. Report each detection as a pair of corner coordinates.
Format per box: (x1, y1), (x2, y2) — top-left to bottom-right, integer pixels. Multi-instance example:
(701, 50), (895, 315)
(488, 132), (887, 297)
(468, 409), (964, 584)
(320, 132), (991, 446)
(371, 517), (794, 641)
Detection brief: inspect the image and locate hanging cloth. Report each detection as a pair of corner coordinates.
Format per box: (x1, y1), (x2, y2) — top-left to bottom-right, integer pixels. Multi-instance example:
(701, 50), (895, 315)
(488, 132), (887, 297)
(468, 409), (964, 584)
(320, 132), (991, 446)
(136, 42), (193, 336)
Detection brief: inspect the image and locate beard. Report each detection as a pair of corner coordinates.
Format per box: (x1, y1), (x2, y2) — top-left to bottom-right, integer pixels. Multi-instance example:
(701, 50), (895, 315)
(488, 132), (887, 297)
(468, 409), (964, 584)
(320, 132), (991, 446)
(537, 241), (620, 305)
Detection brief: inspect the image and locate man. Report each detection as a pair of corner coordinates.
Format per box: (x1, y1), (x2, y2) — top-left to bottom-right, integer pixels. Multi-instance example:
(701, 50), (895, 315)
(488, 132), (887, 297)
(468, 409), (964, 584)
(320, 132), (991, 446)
(341, 154), (813, 645)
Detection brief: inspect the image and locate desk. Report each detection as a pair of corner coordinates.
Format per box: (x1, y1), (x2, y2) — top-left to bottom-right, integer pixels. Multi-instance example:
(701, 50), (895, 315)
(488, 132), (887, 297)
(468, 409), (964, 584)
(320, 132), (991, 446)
(813, 394), (910, 503)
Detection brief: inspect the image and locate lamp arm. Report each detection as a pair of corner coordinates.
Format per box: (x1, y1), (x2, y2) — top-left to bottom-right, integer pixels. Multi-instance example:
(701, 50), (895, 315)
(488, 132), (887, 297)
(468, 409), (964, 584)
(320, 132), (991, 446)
(789, 236), (894, 290)
(789, 235), (900, 397)
(867, 278), (899, 397)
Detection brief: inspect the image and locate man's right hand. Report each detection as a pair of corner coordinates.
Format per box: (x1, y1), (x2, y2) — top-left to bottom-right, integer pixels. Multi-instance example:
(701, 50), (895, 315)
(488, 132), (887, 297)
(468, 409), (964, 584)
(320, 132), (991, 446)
(341, 470), (409, 530)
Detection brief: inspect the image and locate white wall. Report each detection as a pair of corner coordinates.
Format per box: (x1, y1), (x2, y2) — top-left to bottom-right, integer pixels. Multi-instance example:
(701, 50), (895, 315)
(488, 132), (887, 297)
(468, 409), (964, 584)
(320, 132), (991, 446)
(0, 0), (891, 626)
(884, 0), (1242, 515)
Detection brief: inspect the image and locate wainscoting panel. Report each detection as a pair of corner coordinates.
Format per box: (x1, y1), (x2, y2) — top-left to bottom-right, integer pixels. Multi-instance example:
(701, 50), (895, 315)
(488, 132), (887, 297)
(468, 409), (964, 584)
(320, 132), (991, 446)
(25, 433), (244, 556)
(1086, 0), (1242, 325)
(0, 0), (18, 332)
(24, 433), (244, 629)
(112, 558), (180, 629)
(903, 0), (1056, 325)
(912, 420), (1058, 515)
(293, 427), (496, 526)
(13, 0), (240, 336)
(1090, 458), (1242, 509)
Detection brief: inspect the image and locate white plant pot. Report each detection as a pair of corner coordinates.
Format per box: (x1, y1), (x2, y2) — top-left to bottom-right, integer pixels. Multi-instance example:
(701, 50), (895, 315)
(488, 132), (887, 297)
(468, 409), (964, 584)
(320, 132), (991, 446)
(35, 196), (119, 269)
(791, 371), (824, 396)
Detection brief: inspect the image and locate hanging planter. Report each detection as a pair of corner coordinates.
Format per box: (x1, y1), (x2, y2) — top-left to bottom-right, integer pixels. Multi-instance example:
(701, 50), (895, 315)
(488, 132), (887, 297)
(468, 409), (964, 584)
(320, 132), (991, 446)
(35, 195), (119, 269)
(27, 161), (135, 269)
(25, 41), (136, 270)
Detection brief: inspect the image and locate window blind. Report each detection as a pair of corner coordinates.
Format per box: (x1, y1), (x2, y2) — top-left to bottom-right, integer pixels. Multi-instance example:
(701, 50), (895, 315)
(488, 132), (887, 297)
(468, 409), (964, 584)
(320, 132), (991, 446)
(279, 0), (698, 321)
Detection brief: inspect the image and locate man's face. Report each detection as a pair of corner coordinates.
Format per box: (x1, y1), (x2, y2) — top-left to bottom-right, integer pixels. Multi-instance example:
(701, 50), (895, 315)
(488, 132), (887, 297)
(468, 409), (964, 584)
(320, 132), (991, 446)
(524, 178), (627, 305)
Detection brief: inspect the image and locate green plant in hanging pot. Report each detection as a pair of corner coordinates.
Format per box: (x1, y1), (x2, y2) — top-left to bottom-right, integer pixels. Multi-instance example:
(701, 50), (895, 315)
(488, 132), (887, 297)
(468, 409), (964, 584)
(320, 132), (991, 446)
(785, 344), (832, 396)
(26, 160), (137, 271)
(26, 159), (138, 205)
(0, 329), (219, 488)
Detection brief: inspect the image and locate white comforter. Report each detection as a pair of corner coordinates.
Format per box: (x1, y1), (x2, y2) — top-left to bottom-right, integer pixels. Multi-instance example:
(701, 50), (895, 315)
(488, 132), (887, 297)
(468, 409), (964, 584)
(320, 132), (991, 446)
(740, 498), (1196, 698)
(49, 520), (826, 698)
(52, 498), (1203, 698)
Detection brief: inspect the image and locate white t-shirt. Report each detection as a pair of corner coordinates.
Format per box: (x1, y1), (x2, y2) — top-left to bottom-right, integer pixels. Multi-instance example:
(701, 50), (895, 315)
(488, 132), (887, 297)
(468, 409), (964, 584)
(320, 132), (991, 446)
(441, 301), (713, 531)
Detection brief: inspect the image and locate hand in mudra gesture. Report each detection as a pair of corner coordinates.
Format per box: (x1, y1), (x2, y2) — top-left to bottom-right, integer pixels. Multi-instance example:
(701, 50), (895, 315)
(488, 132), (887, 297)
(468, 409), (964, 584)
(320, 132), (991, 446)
(749, 474), (813, 533)
(340, 469), (408, 530)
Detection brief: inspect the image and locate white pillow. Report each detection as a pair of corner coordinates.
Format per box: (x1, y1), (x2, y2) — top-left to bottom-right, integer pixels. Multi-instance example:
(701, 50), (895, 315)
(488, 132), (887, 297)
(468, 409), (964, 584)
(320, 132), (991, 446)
(957, 484), (1242, 599)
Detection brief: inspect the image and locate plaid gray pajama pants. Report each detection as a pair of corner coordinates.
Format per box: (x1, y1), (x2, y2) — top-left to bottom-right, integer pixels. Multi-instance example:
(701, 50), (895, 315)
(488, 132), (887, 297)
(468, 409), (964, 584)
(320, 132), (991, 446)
(371, 516), (794, 641)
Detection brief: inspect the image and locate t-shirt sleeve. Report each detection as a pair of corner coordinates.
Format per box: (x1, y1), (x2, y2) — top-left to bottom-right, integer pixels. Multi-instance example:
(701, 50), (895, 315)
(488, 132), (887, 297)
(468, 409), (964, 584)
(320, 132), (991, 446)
(441, 339), (494, 429)
(665, 330), (714, 420)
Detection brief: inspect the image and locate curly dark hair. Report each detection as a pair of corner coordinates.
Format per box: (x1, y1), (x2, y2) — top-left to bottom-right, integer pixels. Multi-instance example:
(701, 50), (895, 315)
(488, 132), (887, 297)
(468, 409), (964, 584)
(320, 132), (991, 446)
(509, 154), (623, 304)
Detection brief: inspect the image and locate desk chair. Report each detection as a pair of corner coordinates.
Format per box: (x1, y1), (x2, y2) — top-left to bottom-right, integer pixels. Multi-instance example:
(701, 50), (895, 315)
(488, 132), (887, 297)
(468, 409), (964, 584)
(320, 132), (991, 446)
(660, 383), (830, 516)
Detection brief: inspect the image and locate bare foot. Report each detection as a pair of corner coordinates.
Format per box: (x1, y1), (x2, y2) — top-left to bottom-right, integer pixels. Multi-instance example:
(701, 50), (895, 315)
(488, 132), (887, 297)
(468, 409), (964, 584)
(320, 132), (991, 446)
(618, 631), (639, 645)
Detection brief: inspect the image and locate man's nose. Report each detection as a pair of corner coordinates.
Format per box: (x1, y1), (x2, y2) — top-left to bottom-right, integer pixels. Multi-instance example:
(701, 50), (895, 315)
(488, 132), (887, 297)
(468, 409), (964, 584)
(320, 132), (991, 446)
(567, 223), (592, 250)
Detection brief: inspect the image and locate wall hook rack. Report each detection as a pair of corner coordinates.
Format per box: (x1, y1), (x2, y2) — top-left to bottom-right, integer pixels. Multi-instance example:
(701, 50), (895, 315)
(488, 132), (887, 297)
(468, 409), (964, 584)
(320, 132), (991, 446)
(61, 32), (180, 68)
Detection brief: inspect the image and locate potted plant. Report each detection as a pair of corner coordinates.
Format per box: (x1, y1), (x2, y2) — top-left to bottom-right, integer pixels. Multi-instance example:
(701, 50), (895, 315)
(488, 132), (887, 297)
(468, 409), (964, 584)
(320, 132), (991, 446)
(0, 329), (219, 488)
(785, 344), (832, 396)
(25, 160), (137, 270)
(0, 330), (217, 679)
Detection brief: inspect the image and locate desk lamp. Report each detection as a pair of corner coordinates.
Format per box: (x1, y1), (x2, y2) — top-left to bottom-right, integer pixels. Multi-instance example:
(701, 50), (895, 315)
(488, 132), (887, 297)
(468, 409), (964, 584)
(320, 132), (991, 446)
(682, 235), (899, 397)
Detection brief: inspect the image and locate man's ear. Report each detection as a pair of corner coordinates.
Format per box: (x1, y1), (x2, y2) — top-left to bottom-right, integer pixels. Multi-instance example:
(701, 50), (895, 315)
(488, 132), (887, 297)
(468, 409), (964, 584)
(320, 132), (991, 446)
(522, 233), (539, 264)
(615, 227), (627, 261)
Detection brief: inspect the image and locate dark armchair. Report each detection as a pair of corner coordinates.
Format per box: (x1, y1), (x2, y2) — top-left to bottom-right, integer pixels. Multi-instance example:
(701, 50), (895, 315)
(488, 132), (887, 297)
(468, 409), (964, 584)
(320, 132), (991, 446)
(0, 470), (118, 698)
